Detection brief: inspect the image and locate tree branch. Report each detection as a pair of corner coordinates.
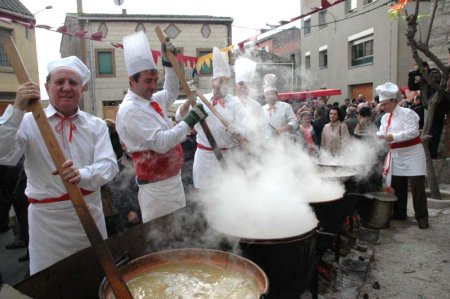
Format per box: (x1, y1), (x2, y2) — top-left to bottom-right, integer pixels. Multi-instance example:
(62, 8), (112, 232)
(424, 0), (439, 46)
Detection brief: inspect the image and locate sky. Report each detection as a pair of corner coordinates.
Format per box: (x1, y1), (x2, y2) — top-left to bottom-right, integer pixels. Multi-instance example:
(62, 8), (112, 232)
(19, 0), (302, 98)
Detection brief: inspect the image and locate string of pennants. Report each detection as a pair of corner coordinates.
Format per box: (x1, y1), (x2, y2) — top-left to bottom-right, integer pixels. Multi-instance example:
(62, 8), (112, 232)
(0, 16), (233, 72)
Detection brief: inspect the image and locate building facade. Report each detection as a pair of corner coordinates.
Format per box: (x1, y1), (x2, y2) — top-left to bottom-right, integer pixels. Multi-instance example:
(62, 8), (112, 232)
(0, 0), (39, 114)
(60, 11), (233, 119)
(299, 0), (431, 101)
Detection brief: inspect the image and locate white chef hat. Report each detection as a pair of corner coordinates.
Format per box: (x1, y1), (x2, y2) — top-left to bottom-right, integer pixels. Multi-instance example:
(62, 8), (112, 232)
(234, 57), (257, 84)
(47, 56), (91, 86)
(123, 31), (156, 76)
(263, 74), (278, 93)
(375, 82), (399, 102)
(212, 47), (231, 79)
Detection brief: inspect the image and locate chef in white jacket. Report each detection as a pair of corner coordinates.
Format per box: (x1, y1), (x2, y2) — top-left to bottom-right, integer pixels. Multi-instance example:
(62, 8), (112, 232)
(0, 56), (119, 274)
(376, 82), (428, 229)
(116, 32), (207, 223)
(262, 74), (297, 135)
(234, 57), (271, 144)
(176, 47), (243, 190)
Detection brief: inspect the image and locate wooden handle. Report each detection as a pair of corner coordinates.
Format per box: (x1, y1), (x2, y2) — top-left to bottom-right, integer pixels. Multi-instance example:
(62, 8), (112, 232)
(154, 26), (226, 167)
(1, 36), (133, 299)
(196, 92), (229, 127)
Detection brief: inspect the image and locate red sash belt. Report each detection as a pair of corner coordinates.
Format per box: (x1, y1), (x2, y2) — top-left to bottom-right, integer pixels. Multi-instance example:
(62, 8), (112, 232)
(28, 189), (94, 204)
(131, 144), (183, 182)
(197, 144), (232, 151)
(389, 135), (421, 149)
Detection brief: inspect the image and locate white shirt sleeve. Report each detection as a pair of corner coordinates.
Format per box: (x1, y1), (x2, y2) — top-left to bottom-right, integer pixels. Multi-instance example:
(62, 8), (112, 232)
(0, 105), (27, 166)
(376, 114), (388, 137)
(160, 67), (180, 109)
(118, 105), (190, 154)
(391, 109), (420, 142)
(285, 104), (298, 128)
(78, 119), (119, 190)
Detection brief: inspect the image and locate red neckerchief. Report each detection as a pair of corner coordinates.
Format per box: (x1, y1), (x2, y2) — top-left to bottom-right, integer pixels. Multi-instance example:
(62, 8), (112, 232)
(385, 112), (393, 135)
(212, 97), (225, 108)
(268, 104), (277, 116)
(150, 101), (164, 117)
(383, 112), (394, 192)
(55, 114), (77, 147)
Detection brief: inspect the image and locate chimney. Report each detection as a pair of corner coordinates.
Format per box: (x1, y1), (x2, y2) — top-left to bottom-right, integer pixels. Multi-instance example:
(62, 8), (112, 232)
(77, 0), (83, 14)
(122, 9), (127, 15)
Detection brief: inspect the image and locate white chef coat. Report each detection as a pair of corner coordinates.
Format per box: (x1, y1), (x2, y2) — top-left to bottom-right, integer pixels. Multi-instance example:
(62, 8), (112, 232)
(176, 92), (242, 189)
(263, 100), (298, 130)
(0, 104), (119, 274)
(377, 105), (426, 176)
(116, 67), (188, 222)
(116, 68), (189, 154)
(237, 96), (271, 142)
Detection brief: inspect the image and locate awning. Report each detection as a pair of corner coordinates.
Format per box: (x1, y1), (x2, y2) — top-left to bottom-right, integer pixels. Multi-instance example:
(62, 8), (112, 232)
(278, 89), (342, 101)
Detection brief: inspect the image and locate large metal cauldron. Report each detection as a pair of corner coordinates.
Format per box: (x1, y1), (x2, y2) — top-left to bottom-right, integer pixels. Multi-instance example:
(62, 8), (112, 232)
(99, 248), (269, 299)
(213, 226), (317, 299)
(312, 165), (360, 257)
(238, 228), (317, 299)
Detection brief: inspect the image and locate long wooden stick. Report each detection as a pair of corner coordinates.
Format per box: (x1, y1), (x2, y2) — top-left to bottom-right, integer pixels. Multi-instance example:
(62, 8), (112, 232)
(196, 92), (230, 127)
(2, 36), (132, 299)
(154, 26), (226, 168)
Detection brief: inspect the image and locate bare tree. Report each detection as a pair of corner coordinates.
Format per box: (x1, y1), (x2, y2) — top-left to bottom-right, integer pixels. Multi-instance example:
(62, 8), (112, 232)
(404, 0), (449, 199)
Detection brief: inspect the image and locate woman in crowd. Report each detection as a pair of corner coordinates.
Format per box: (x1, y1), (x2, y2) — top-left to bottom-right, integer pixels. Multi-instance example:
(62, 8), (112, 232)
(294, 111), (318, 155)
(320, 107), (350, 156)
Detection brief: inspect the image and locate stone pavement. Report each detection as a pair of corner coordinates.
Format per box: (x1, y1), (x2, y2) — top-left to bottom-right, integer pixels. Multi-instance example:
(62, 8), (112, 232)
(0, 226), (28, 286)
(302, 185), (450, 299)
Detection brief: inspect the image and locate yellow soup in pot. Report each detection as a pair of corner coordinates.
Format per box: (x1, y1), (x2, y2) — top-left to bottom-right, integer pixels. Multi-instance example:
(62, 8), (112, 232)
(114, 262), (260, 299)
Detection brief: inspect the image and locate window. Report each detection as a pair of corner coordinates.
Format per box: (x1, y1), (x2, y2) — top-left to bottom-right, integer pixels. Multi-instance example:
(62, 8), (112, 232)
(0, 28), (12, 68)
(319, 49), (328, 68)
(345, 0), (357, 13)
(319, 10), (327, 29)
(201, 25), (211, 38)
(364, 0), (376, 5)
(305, 53), (311, 69)
(304, 18), (311, 35)
(351, 37), (373, 66)
(165, 24), (181, 39)
(95, 49), (115, 77)
(197, 49), (213, 75)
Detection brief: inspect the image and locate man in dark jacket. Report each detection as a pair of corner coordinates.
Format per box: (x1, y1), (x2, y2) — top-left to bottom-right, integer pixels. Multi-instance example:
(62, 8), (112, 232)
(408, 65), (449, 158)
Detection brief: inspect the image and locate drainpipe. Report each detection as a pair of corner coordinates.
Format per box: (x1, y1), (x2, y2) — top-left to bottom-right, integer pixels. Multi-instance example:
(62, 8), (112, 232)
(87, 19), (97, 116)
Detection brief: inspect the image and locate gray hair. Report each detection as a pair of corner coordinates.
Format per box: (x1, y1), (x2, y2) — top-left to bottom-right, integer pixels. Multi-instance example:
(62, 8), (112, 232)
(346, 106), (357, 116)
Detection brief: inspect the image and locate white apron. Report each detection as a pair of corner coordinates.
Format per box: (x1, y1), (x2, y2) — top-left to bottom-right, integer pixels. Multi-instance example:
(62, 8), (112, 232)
(28, 192), (106, 275)
(193, 148), (236, 190)
(138, 172), (186, 223)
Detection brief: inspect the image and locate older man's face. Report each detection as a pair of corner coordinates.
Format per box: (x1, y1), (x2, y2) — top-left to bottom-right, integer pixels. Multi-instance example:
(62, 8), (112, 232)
(264, 90), (278, 105)
(212, 77), (231, 97)
(45, 67), (84, 117)
(236, 81), (249, 98)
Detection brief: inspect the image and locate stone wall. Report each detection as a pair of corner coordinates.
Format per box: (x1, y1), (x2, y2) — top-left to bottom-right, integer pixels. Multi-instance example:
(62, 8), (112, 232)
(432, 159), (450, 184)
(428, 0), (450, 157)
(428, 0), (450, 65)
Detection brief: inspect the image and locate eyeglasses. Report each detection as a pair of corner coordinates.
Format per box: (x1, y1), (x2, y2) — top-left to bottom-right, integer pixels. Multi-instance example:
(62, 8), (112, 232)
(380, 99), (394, 108)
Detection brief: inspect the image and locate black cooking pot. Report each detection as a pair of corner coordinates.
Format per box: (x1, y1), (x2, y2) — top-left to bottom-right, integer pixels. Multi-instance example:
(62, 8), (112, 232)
(309, 193), (360, 262)
(309, 197), (345, 254)
(215, 227), (317, 299)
